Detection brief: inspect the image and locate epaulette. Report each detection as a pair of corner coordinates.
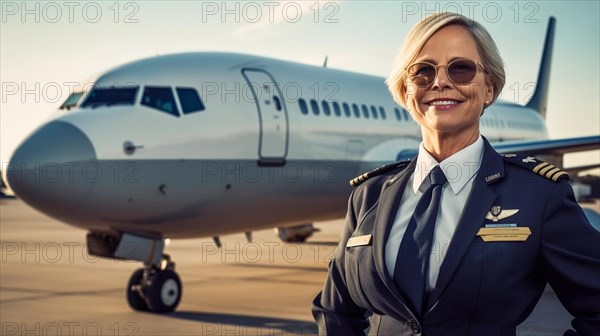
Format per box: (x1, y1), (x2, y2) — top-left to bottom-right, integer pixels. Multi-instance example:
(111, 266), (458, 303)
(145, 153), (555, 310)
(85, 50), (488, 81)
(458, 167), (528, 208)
(349, 160), (411, 187)
(502, 153), (569, 182)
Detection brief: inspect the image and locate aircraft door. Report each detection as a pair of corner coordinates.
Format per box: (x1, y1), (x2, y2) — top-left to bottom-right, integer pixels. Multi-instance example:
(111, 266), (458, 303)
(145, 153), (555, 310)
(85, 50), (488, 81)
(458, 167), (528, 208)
(241, 68), (289, 166)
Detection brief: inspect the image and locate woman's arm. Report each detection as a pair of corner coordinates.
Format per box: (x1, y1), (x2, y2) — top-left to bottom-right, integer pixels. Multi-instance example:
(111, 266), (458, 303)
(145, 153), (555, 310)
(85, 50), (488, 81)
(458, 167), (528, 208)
(540, 180), (600, 336)
(312, 189), (370, 335)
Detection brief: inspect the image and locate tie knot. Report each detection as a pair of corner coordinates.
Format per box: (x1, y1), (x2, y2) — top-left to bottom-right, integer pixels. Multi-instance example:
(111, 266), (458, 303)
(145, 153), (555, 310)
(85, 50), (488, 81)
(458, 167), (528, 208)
(429, 166), (447, 186)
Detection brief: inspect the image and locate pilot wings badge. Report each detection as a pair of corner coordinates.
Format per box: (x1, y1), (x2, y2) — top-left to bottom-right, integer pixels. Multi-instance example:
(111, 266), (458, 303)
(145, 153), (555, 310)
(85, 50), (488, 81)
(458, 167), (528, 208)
(485, 206), (519, 222)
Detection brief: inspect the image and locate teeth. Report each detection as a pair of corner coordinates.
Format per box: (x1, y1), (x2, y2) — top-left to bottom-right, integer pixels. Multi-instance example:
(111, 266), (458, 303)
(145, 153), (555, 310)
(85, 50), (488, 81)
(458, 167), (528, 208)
(430, 100), (459, 106)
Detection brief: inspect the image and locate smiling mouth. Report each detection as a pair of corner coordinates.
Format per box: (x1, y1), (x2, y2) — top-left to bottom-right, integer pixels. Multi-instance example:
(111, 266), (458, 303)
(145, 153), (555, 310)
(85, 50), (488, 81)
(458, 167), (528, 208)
(428, 100), (462, 106)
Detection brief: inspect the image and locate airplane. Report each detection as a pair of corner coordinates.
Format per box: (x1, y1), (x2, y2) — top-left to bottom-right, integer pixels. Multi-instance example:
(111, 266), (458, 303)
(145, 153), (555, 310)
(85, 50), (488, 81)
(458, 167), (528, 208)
(6, 17), (599, 314)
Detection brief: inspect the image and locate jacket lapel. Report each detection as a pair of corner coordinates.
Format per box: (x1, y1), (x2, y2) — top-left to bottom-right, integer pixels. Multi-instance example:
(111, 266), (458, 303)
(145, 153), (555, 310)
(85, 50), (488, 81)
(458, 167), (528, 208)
(372, 159), (416, 308)
(426, 139), (504, 308)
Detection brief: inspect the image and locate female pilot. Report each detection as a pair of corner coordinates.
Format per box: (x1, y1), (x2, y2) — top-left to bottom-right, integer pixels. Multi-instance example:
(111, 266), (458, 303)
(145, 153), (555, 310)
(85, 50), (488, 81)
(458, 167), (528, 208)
(312, 12), (600, 336)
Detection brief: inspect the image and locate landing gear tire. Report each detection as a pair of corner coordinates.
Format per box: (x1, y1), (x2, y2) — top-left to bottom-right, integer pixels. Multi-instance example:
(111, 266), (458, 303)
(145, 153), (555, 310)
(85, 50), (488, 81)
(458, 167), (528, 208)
(146, 269), (182, 314)
(126, 254), (182, 314)
(275, 224), (318, 243)
(127, 268), (149, 311)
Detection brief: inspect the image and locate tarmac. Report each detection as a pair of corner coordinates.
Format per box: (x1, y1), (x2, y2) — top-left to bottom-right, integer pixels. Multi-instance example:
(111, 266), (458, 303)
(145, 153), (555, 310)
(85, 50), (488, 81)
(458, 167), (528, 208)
(0, 198), (588, 336)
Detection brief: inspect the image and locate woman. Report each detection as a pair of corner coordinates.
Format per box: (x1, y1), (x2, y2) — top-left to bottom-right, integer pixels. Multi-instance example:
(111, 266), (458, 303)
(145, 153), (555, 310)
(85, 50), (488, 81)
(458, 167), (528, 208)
(312, 12), (600, 336)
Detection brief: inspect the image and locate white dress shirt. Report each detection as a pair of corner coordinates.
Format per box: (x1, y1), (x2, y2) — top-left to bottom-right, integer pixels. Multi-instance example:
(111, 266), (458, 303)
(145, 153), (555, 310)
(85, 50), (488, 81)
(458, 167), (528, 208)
(385, 135), (484, 291)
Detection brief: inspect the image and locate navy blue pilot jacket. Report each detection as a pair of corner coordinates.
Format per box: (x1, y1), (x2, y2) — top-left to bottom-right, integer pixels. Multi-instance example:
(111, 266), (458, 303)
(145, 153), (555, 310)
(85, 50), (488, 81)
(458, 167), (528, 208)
(312, 138), (600, 336)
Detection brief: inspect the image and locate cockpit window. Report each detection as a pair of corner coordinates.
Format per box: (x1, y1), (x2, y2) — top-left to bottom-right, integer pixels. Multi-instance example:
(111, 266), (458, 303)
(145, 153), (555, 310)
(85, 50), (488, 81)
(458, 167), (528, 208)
(141, 86), (179, 117)
(81, 87), (138, 108)
(176, 87), (205, 114)
(60, 91), (84, 110)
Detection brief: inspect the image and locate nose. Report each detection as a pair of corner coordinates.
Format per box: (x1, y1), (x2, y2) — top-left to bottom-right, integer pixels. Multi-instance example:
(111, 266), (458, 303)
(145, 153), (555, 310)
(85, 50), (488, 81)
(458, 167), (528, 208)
(432, 66), (452, 90)
(7, 121), (97, 220)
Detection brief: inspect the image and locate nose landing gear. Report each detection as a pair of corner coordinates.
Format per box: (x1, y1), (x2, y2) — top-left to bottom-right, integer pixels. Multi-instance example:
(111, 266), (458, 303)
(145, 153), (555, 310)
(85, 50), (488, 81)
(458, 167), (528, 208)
(86, 232), (183, 314)
(127, 254), (182, 313)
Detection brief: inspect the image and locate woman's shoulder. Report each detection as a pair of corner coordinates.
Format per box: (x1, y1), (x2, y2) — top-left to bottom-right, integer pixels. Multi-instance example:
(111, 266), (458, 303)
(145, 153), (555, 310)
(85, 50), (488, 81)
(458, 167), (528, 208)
(501, 153), (570, 183)
(349, 160), (412, 187)
(348, 160), (412, 214)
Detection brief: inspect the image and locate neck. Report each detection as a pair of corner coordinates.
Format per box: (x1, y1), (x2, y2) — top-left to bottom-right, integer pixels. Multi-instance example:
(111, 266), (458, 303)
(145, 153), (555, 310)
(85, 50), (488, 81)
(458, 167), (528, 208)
(421, 128), (480, 162)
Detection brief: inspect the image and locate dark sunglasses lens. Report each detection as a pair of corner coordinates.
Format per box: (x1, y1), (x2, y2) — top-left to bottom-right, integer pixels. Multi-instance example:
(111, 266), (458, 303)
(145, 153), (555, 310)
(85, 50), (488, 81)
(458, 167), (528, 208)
(448, 60), (477, 84)
(409, 64), (436, 87)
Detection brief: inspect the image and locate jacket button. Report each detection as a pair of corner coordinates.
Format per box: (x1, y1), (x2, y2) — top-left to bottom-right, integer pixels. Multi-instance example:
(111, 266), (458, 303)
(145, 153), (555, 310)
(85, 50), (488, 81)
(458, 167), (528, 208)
(404, 319), (420, 334)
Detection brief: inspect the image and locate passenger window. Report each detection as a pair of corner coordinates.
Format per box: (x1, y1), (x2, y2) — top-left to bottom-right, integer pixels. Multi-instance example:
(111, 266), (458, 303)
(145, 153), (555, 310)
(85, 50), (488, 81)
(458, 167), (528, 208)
(370, 105), (378, 119)
(176, 87), (205, 114)
(299, 98), (308, 115)
(342, 103), (351, 117)
(310, 99), (320, 115)
(273, 96), (282, 111)
(352, 104), (360, 118)
(402, 109), (410, 121)
(332, 102), (341, 117)
(361, 104), (370, 119)
(322, 101), (331, 116)
(395, 108), (401, 121)
(141, 86), (179, 117)
(379, 107), (386, 120)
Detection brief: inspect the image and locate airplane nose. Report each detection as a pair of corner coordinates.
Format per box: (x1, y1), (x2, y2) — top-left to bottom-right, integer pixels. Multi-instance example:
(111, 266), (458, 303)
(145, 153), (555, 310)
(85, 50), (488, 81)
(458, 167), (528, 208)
(7, 121), (97, 219)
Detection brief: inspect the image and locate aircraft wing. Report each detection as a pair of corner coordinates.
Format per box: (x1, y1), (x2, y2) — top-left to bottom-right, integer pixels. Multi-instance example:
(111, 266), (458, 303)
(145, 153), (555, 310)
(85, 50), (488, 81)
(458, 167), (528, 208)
(395, 135), (599, 162)
(491, 135), (600, 155)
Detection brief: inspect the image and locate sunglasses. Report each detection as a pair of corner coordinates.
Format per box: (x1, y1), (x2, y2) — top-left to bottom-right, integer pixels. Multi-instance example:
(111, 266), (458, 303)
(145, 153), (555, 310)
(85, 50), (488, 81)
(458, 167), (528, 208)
(406, 58), (486, 87)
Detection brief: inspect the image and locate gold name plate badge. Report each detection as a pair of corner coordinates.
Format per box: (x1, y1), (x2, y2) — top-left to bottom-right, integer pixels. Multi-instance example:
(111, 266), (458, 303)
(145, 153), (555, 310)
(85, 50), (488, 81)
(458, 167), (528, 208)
(347, 235), (372, 247)
(476, 227), (531, 242)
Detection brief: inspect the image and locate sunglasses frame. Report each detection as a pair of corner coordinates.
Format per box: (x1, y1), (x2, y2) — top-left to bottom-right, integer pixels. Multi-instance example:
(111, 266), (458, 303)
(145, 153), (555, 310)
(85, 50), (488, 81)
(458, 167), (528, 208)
(406, 58), (487, 88)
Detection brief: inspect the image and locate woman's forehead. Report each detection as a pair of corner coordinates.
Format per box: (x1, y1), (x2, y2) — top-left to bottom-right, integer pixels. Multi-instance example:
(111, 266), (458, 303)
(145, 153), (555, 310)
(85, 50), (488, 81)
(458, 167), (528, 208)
(416, 25), (481, 62)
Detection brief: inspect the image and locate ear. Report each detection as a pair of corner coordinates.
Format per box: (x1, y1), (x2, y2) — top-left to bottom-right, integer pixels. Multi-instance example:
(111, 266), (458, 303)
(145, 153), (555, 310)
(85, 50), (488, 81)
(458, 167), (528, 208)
(484, 79), (494, 103)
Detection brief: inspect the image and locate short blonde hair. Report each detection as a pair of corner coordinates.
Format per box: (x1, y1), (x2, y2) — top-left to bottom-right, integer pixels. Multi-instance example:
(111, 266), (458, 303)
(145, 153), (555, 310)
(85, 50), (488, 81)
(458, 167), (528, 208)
(386, 13), (505, 109)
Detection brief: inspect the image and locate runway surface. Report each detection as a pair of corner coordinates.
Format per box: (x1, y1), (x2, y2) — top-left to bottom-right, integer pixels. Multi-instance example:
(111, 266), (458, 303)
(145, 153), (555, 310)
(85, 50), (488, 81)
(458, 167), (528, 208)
(0, 199), (586, 335)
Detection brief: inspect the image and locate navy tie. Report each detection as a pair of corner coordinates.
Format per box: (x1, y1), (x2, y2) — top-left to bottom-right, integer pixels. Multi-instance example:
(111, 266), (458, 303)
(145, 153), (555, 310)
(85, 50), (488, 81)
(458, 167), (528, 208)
(394, 165), (447, 316)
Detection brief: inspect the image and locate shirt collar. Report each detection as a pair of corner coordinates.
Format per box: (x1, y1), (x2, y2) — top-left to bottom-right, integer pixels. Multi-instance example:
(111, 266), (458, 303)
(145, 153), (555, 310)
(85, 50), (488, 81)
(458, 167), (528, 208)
(412, 135), (484, 195)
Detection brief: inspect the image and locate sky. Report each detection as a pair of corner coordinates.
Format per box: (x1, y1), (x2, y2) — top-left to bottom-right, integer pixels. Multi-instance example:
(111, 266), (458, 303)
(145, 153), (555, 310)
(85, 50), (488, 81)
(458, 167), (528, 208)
(1, 0), (599, 173)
